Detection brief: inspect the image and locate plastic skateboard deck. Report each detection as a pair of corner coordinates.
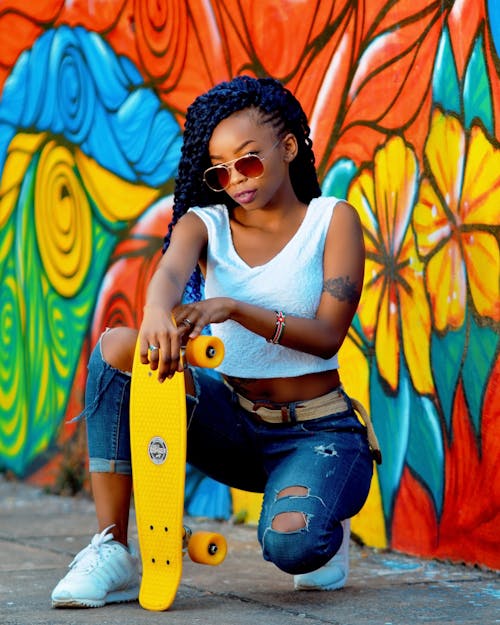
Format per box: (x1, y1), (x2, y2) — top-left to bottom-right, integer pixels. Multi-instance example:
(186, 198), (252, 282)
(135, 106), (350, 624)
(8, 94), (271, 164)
(130, 335), (225, 611)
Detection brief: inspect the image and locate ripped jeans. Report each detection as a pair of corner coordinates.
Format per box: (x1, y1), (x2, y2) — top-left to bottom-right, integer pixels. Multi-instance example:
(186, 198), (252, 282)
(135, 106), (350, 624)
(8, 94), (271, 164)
(82, 336), (373, 575)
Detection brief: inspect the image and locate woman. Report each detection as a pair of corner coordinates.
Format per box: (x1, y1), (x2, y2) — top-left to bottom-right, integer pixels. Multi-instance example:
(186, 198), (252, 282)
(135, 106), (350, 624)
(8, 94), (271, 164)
(51, 75), (376, 608)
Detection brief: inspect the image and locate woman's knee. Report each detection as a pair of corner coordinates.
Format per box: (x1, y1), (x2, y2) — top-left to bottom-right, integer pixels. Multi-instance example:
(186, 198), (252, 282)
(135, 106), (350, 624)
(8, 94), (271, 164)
(259, 485), (343, 574)
(101, 327), (138, 373)
(261, 520), (343, 575)
(271, 486), (308, 532)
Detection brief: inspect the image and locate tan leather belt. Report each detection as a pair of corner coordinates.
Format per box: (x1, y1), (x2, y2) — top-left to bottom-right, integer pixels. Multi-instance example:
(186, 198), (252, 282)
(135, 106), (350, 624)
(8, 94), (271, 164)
(232, 385), (382, 465)
(235, 387), (346, 422)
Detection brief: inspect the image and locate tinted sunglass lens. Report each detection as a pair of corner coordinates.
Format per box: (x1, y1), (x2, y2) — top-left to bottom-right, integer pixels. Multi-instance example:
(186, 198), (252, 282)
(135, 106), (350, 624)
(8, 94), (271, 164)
(206, 166), (229, 191)
(235, 154), (264, 179)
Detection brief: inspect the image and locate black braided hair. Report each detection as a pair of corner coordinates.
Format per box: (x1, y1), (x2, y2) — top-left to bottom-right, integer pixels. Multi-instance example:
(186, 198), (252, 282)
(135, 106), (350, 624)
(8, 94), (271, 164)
(164, 75), (321, 301)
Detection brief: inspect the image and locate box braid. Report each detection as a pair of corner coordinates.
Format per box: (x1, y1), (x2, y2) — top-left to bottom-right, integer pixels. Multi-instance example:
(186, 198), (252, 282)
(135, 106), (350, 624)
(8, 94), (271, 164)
(163, 75), (321, 301)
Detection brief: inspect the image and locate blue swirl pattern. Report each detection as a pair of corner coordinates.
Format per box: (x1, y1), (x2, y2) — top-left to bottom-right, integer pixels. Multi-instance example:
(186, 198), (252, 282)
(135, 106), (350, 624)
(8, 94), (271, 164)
(0, 26), (182, 185)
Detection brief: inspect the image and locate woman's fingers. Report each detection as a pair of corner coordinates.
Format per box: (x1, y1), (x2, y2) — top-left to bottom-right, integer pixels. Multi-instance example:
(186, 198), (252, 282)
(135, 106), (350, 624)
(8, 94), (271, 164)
(140, 336), (159, 365)
(138, 332), (179, 381)
(157, 333), (182, 382)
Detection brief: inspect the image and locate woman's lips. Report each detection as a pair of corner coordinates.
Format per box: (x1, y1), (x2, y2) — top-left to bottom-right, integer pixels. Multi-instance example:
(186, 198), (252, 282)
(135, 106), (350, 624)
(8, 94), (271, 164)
(234, 189), (257, 204)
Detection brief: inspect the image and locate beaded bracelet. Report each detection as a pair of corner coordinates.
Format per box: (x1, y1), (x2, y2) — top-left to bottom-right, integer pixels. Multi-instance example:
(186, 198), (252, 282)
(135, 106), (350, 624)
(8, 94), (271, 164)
(267, 311), (286, 344)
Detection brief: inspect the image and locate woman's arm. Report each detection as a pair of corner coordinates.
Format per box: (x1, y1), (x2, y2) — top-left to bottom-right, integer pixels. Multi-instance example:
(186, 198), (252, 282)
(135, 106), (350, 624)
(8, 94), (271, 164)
(139, 211), (208, 379)
(175, 201), (365, 359)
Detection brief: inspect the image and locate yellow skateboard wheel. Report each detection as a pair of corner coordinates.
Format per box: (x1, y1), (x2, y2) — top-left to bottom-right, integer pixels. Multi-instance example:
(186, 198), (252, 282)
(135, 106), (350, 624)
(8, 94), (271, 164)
(187, 531), (227, 565)
(185, 336), (224, 368)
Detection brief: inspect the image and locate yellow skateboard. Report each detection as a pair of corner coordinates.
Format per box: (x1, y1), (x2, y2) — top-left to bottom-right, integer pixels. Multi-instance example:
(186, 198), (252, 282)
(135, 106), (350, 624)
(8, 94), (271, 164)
(130, 335), (227, 611)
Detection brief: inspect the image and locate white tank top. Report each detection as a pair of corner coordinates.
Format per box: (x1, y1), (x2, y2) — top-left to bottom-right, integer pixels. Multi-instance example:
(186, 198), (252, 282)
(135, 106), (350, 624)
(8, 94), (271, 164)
(188, 196), (340, 378)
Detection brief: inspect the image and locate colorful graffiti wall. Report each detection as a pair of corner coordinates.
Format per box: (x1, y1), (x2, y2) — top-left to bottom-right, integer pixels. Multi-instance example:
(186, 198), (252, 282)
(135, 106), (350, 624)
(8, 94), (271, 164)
(0, 1), (498, 569)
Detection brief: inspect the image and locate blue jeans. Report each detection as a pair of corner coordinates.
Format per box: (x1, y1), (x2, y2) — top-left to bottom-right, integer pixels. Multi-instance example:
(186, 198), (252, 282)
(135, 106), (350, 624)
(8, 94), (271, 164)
(80, 337), (373, 575)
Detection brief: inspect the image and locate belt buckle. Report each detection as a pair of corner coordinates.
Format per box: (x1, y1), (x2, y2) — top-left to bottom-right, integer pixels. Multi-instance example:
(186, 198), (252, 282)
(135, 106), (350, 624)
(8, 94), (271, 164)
(251, 401), (275, 423)
(252, 400), (292, 423)
(280, 406), (291, 423)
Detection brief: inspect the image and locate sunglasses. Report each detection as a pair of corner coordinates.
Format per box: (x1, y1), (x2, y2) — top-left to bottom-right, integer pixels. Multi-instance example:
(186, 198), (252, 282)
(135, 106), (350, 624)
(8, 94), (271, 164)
(203, 140), (281, 192)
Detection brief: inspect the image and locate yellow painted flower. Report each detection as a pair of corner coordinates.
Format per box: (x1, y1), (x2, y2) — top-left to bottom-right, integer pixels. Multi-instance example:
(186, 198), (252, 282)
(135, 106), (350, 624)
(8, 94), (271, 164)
(413, 110), (500, 330)
(348, 136), (433, 394)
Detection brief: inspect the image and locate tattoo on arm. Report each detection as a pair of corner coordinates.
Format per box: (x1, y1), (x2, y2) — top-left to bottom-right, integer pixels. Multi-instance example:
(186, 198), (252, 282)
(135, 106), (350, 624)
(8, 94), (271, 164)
(322, 276), (360, 304)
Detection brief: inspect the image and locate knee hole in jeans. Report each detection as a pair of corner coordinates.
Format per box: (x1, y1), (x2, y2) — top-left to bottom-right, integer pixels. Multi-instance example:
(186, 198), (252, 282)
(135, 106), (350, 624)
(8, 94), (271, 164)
(271, 486), (308, 532)
(101, 327), (137, 374)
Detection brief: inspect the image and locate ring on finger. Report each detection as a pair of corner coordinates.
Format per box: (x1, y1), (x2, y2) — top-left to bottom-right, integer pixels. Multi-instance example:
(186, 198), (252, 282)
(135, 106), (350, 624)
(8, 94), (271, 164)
(149, 344), (159, 351)
(182, 318), (194, 329)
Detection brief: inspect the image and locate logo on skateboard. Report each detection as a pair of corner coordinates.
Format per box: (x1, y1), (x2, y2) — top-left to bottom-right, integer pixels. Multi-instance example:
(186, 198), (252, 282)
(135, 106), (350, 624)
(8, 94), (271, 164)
(148, 437), (168, 464)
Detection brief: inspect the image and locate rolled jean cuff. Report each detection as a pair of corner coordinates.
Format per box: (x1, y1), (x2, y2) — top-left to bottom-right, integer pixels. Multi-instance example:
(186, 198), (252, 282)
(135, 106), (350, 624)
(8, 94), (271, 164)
(89, 458), (132, 475)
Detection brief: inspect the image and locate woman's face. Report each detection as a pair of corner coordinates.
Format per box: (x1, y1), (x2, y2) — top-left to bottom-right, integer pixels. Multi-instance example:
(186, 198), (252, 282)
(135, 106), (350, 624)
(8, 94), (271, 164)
(206, 108), (296, 210)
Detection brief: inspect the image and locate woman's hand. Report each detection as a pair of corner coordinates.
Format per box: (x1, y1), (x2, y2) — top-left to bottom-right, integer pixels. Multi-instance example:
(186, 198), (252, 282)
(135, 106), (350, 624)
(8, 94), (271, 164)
(139, 305), (185, 381)
(138, 298), (234, 381)
(173, 297), (235, 340)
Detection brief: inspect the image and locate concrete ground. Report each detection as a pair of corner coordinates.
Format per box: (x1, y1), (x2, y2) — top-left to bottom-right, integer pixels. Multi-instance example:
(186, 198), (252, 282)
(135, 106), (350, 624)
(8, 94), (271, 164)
(0, 475), (498, 625)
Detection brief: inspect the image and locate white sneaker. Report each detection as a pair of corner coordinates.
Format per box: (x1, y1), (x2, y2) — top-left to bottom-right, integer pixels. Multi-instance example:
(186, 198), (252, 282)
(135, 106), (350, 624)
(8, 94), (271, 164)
(51, 525), (140, 608)
(294, 519), (350, 591)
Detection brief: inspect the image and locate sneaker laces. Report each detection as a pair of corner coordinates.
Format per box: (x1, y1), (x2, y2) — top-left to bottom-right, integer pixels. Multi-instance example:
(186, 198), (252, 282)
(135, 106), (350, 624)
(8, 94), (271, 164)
(68, 524), (117, 572)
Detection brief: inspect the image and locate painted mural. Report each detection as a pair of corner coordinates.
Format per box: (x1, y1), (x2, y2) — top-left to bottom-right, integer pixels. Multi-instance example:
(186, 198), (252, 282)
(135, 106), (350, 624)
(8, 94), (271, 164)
(0, 1), (498, 570)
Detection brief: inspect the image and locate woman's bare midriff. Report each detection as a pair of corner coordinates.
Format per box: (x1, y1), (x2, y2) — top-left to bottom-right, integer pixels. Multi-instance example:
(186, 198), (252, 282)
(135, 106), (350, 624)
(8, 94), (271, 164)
(223, 369), (341, 403)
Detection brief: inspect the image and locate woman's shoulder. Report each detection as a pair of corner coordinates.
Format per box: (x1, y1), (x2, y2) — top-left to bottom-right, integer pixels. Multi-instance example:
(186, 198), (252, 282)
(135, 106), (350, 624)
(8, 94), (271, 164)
(306, 197), (361, 244)
(310, 195), (358, 220)
(306, 195), (344, 224)
(188, 203), (228, 218)
(186, 203), (230, 236)
(308, 195), (344, 211)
